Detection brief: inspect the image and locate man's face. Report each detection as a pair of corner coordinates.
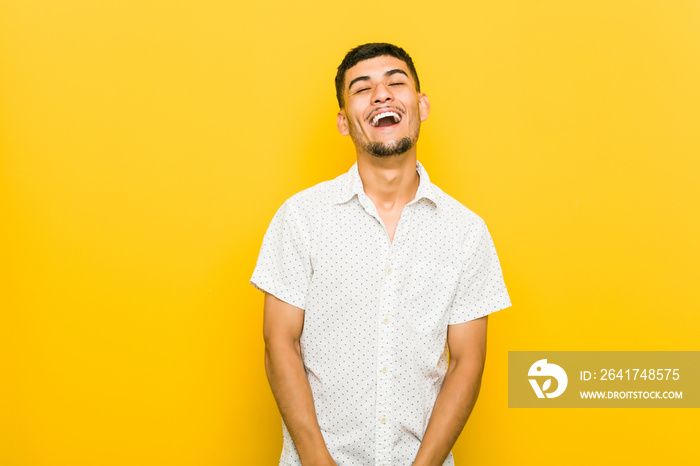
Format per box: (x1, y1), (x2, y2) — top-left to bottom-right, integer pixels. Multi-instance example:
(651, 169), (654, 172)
(337, 55), (430, 158)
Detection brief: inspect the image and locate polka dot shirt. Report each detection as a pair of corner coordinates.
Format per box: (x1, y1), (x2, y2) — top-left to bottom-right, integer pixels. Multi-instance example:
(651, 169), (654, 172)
(251, 161), (511, 465)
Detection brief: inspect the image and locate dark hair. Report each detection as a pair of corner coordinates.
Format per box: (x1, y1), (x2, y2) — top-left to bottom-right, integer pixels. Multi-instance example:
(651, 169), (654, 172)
(335, 42), (421, 109)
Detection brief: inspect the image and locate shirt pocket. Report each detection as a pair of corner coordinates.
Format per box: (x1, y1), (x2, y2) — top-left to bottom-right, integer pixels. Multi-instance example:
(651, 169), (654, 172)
(403, 260), (461, 333)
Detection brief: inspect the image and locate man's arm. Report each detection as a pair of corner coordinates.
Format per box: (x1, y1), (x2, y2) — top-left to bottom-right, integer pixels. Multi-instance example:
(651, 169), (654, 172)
(412, 315), (489, 466)
(263, 292), (336, 466)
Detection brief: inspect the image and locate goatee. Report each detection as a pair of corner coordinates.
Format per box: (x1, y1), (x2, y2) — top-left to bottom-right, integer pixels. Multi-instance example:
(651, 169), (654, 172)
(364, 136), (415, 158)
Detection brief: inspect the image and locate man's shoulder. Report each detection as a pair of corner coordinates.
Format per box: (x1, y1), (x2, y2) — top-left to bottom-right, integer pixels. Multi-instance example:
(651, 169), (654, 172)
(431, 183), (488, 230)
(280, 171), (345, 213)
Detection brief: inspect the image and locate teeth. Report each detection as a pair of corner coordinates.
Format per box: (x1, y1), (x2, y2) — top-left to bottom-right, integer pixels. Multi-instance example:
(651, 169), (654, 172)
(371, 111), (401, 127)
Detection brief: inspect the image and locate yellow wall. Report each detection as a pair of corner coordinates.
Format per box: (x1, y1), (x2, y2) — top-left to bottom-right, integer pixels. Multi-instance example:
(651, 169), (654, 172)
(1, 1), (698, 464)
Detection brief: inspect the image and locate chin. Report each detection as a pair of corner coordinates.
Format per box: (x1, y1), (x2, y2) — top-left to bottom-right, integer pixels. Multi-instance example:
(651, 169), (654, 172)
(365, 136), (414, 157)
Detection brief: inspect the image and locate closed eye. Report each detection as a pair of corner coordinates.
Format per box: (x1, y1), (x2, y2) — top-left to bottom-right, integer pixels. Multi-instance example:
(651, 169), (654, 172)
(355, 88), (370, 93)
(389, 82), (405, 86)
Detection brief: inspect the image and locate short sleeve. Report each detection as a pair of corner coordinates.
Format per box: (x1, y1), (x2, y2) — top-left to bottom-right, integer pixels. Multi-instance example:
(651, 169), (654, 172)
(250, 200), (312, 310)
(448, 219), (511, 325)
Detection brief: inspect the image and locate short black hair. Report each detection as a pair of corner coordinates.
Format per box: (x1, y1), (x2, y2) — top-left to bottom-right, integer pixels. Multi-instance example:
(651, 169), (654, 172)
(335, 42), (421, 109)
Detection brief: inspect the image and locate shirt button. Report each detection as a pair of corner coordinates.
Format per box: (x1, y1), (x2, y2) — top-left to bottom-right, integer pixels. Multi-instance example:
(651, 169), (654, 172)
(380, 417), (387, 424)
(386, 267), (392, 275)
(382, 366), (388, 373)
(382, 318), (389, 324)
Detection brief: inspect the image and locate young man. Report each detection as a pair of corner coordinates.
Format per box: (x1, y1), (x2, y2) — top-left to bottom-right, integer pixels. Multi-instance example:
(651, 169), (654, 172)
(251, 43), (511, 466)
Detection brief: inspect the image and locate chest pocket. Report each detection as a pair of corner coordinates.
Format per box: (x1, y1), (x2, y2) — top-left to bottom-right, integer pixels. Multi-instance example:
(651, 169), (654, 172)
(402, 260), (461, 333)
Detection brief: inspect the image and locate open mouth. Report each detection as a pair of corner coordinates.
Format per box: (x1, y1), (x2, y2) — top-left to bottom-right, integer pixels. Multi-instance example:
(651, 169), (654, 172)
(370, 111), (402, 128)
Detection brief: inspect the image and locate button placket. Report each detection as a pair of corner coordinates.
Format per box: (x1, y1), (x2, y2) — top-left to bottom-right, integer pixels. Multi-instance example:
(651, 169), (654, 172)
(375, 251), (395, 463)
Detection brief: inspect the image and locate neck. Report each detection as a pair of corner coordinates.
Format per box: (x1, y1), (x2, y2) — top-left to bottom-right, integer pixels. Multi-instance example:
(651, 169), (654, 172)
(356, 151), (419, 211)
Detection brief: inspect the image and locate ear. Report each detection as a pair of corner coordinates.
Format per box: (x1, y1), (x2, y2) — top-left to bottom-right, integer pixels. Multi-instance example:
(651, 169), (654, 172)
(337, 109), (349, 136)
(418, 94), (430, 122)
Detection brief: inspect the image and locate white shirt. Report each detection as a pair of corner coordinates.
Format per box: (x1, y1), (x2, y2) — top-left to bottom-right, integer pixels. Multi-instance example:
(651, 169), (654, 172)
(251, 161), (511, 466)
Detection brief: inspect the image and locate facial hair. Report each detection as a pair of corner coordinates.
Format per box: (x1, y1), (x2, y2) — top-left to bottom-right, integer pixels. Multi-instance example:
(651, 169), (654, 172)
(365, 136), (415, 157)
(350, 118), (421, 158)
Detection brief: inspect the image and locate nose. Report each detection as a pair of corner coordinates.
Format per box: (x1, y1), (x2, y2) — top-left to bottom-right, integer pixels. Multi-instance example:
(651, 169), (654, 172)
(372, 83), (393, 104)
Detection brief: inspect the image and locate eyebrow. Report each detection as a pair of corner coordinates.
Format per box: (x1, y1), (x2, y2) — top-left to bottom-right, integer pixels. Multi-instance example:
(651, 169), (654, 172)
(348, 69), (409, 91)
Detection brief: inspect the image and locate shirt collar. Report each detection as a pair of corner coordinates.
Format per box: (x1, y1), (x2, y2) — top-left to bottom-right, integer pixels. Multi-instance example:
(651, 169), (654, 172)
(333, 160), (439, 208)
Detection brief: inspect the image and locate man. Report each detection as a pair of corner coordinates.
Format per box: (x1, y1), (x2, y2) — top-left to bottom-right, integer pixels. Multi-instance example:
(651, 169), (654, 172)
(251, 43), (511, 465)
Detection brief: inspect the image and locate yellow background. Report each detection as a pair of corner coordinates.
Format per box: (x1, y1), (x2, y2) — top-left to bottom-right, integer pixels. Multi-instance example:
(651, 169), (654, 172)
(1, 1), (698, 465)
